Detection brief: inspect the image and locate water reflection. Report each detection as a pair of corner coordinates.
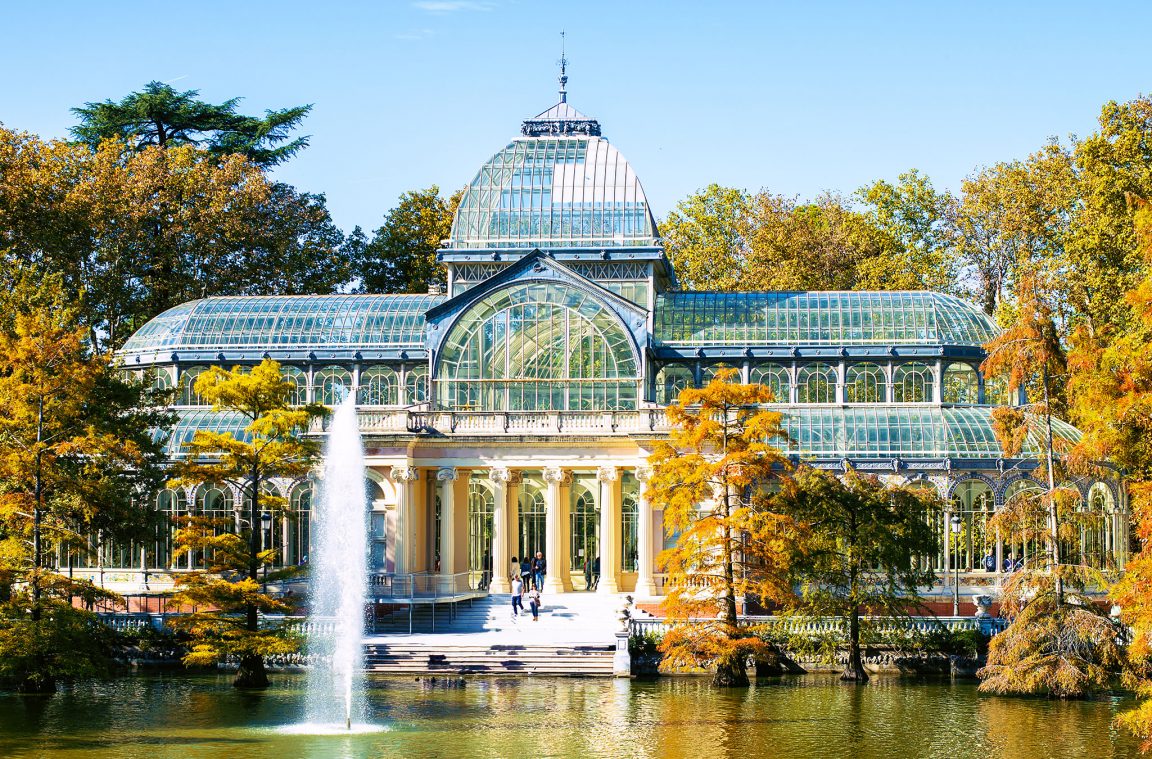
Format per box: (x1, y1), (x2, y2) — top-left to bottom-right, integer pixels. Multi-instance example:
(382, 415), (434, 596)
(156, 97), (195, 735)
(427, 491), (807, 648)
(0, 674), (1138, 759)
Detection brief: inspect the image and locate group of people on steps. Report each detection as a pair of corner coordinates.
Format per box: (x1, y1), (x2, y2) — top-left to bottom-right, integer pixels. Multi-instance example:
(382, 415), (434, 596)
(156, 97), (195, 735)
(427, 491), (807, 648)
(510, 552), (547, 621)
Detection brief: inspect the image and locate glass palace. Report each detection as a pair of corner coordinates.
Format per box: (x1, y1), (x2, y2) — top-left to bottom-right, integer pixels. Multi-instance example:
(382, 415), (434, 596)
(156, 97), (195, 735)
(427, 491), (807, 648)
(94, 91), (1125, 600)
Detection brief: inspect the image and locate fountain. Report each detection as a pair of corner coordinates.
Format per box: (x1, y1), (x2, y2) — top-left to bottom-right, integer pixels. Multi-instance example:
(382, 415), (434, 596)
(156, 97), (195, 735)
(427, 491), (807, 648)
(290, 392), (381, 734)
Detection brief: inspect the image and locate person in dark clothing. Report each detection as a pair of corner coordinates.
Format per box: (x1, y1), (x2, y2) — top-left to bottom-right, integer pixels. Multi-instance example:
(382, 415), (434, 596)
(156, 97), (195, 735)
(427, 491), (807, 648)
(532, 551), (547, 592)
(982, 550), (996, 573)
(481, 551), (492, 589)
(583, 556), (593, 591)
(520, 557), (532, 588)
(591, 556), (600, 590)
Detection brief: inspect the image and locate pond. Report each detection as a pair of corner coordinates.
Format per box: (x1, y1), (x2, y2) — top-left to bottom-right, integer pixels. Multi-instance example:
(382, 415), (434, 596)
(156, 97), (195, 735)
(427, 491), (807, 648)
(0, 674), (1139, 758)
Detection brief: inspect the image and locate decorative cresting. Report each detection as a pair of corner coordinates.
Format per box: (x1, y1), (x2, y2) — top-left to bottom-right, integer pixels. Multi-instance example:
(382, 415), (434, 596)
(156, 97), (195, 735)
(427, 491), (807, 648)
(446, 136), (658, 250)
(435, 281), (641, 412)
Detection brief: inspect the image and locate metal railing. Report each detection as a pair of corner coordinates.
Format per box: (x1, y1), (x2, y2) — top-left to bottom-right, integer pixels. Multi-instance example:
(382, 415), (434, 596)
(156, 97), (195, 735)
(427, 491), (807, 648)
(367, 571), (478, 601)
(629, 615), (1008, 638)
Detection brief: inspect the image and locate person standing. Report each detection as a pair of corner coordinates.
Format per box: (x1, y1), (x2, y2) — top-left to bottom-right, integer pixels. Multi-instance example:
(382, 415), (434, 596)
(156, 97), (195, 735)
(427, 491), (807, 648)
(583, 556), (593, 591)
(527, 585), (542, 621)
(511, 575), (524, 618)
(591, 555), (600, 590)
(520, 556), (532, 589)
(982, 550), (996, 573)
(532, 551), (547, 592)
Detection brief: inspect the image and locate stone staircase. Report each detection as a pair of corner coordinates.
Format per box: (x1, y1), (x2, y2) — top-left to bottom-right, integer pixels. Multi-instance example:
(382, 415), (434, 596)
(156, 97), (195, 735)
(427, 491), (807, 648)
(363, 592), (625, 676)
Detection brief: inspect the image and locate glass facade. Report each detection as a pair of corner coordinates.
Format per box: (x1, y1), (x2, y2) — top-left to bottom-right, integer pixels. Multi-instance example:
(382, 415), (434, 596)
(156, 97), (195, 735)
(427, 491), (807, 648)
(437, 282), (639, 411)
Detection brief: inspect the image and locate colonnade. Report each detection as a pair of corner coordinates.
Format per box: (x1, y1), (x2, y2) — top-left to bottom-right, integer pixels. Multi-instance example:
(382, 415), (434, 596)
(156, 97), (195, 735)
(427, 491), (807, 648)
(385, 463), (658, 596)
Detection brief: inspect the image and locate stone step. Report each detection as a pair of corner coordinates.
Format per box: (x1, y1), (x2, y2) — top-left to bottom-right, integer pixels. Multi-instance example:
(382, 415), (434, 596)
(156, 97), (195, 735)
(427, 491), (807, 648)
(362, 643), (615, 675)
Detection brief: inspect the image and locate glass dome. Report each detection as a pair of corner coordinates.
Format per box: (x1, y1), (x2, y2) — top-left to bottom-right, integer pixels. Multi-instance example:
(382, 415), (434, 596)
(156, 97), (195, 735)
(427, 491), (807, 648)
(655, 291), (998, 346)
(446, 135), (659, 250)
(121, 294), (444, 359)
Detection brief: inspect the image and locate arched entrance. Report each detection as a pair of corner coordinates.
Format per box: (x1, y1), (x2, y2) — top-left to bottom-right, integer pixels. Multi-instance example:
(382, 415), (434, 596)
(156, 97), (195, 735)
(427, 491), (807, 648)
(570, 482), (598, 590)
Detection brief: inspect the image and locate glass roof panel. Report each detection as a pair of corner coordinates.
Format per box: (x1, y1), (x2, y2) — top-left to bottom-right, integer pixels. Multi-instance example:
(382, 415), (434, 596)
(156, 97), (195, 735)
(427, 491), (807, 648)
(774, 406), (1079, 458)
(121, 295), (445, 357)
(447, 137), (659, 250)
(654, 291), (998, 346)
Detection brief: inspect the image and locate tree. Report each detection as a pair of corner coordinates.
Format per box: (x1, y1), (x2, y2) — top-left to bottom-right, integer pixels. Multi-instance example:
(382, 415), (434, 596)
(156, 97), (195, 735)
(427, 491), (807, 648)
(856, 169), (961, 295)
(647, 369), (794, 686)
(0, 127), (353, 350)
(169, 359), (323, 688)
(0, 265), (172, 691)
(357, 186), (463, 294)
(71, 81), (311, 167)
(661, 185), (752, 291)
(768, 466), (940, 683)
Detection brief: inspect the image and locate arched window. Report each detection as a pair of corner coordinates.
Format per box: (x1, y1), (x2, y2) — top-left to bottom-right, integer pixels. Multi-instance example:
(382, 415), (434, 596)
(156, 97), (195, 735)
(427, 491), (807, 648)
(468, 478), (495, 589)
(358, 366), (399, 406)
(1084, 482), (1122, 571)
(405, 365), (429, 405)
(156, 488), (187, 569)
(147, 366), (174, 392)
(656, 364), (694, 405)
(701, 364), (736, 385)
(943, 363), (980, 405)
(287, 482), (312, 566)
(282, 366), (307, 406)
(750, 364), (791, 403)
(179, 366), (210, 405)
(893, 362), (934, 403)
(844, 363), (886, 403)
(314, 366), (352, 405)
(436, 282), (640, 412)
(621, 472), (639, 573)
(194, 483), (234, 568)
(570, 481), (598, 581)
(984, 375), (1011, 406)
(796, 363), (837, 404)
(518, 480), (547, 563)
(950, 480), (995, 572)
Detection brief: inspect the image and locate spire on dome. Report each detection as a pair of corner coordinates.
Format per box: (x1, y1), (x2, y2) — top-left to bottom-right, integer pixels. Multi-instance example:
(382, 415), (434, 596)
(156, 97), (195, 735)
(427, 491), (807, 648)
(558, 30), (568, 104)
(521, 34), (601, 137)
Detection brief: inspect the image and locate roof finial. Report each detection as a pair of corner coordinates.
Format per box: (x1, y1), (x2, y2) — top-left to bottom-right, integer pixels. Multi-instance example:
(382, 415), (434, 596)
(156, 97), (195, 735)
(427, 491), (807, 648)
(558, 31), (568, 103)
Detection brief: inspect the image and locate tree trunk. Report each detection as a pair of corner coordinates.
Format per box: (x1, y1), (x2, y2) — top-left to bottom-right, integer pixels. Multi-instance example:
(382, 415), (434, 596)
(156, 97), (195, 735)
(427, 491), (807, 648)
(17, 671), (56, 695)
(233, 653), (269, 689)
(841, 608), (869, 683)
(1041, 365), (1063, 606)
(713, 648), (750, 687)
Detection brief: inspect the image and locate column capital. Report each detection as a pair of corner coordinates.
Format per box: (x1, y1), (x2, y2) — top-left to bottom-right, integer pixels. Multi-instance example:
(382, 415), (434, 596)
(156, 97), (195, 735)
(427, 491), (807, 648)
(489, 466), (514, 484)
(436, 467), (458, 482)
(634, 465), (652, 483)
(390, 466), (419, 482)
(543, 467), (572, 486)
(597, 466), (618, 483)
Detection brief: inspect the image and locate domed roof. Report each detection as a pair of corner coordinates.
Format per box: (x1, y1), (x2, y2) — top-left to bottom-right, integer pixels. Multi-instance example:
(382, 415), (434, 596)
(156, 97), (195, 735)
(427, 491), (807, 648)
(445, 101), (659, 251)
(120, 294), (444, 362)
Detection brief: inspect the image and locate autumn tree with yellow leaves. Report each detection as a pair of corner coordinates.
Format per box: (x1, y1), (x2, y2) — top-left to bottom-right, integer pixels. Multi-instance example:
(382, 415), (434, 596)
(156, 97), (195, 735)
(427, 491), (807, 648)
(0, 264), (172, 692)
(169, 360), (323, 689)
(646, 369), (794, 686)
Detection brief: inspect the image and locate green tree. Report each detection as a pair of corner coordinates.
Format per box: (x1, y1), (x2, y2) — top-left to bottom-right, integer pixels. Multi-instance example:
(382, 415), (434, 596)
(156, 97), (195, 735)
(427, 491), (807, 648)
(0, 127), (352, 350)
(661, 184), (752, 291)
(169, 360), (323, 688)
(357, 186), (463, 294)
(71, 81), (311, 167)
(857, 169), (961, 294)
(647, 369), (794, 686)
(0, 264), (172, 692)
(769, 466), (940, 683)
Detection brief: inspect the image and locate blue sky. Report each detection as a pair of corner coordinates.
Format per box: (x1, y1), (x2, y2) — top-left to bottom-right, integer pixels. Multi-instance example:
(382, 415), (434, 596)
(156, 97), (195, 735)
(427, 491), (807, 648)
(2, 1), (1150, 232)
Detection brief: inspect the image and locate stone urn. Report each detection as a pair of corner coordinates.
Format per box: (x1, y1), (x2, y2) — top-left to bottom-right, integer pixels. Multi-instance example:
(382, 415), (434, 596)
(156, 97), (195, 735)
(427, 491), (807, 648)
(973, 594), (993, 619)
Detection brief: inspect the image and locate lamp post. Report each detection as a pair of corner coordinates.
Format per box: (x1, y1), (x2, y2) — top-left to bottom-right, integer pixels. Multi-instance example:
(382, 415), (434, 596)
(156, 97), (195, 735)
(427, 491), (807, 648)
(950, 514), (962, 616)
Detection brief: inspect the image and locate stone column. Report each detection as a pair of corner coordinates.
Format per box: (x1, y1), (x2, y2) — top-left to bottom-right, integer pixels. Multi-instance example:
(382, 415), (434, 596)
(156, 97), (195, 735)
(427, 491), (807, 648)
(389, 466), (418, 576)
(488, 467), (513, 594)
(597, 466), (621, 594)
(634, 465), (658, 597)
(437, 467), (457, 575)
(542, 467), (570, 594)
